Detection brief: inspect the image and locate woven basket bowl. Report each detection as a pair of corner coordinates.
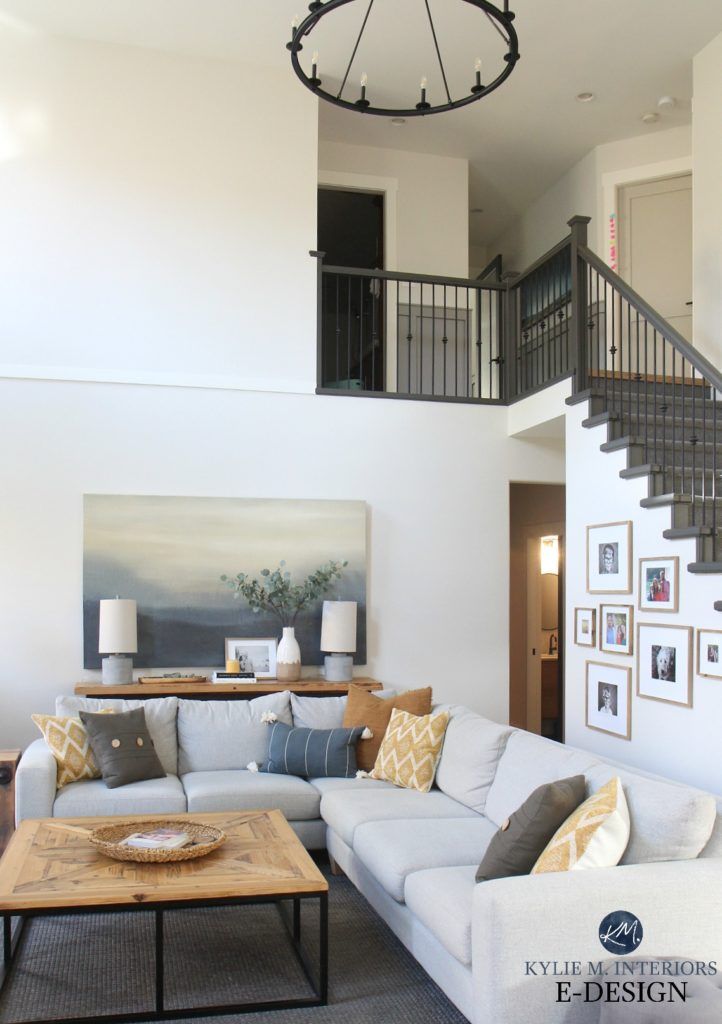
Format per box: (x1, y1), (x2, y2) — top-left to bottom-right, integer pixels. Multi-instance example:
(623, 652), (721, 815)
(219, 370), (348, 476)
(89, 819), (226, 863)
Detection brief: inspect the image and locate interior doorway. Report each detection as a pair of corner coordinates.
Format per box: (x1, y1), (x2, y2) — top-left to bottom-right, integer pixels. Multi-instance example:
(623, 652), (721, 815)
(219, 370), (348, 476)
(510, 483), (566, 740)
(617, 173), (692, 341)
(317, 188), (385, 390)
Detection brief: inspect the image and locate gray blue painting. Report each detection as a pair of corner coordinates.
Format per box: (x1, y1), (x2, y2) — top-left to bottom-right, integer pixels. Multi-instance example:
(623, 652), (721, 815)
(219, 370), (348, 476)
(83, 495), (367, 669)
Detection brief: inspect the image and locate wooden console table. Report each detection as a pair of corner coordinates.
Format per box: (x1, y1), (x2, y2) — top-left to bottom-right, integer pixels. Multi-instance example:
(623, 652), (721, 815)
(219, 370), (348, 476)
(74, 677), (382, 700)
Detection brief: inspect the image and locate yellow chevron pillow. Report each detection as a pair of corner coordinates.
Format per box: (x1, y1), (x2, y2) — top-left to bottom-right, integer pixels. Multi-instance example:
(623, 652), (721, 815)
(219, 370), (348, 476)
(369, 708), (450, 793)
(32, 711), (114, 789)
(532, 776), (630, 874)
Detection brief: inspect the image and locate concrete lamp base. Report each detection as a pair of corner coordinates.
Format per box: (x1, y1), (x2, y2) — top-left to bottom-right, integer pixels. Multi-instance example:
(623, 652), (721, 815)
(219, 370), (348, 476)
(324, 654), (353, 682)
(101, 655), (134, 685)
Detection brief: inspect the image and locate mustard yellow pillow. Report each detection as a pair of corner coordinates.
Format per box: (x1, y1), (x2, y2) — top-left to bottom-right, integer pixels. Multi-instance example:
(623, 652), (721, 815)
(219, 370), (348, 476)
(532, 776), (630, 874)
(32, 711), (113, 788)
(369, 708), (449, 793)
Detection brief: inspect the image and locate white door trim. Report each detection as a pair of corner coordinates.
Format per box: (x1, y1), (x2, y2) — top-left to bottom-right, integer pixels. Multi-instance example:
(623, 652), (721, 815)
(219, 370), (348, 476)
(600, 156), (692, 269)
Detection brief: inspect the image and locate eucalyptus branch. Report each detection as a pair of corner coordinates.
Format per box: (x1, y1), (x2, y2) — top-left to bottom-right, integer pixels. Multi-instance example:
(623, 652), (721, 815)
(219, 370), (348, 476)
(220, 559), (347, 629)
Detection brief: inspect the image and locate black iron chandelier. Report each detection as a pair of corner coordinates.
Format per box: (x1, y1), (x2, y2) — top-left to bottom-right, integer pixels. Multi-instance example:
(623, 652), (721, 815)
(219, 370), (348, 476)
(287, 0), (520, 118)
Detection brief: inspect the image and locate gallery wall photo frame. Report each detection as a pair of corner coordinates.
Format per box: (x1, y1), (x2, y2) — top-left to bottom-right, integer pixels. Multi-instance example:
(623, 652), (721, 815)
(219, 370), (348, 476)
(636, 622), (693, 708)
(585, 660), (632, 740)
(574, 607), (596, 647)
(599, 604), (634, 657)
(587, 521), (633, 594)
(697, 628), (722, 680)
(638, 556), (679, 613)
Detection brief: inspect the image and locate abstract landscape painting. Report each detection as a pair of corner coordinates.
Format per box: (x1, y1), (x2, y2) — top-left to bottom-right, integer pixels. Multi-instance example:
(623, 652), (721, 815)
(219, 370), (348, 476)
(83, 495), (367, 669)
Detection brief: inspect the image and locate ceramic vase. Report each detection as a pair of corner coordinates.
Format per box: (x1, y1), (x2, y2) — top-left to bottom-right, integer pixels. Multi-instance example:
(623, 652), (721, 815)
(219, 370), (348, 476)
(277, 626), (301, 682)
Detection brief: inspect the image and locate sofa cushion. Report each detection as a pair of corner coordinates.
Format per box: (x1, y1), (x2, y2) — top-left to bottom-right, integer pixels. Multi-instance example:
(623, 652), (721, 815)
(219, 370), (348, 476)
(404, 865), (477, 965)
(262, 722), (364, 778)
(587, 763), (716, 864)
(342, 686), (432, 771)
(177, 693), (292, 773)
(182, 770), (320, 820)
(435, 708), (514, 814)
(57, 696), (178, 776)
(53, 774), (186, 817)
(321, 788), (477, 847)
(309, 776), (396, 797)
(80, 708), (166, 789)
(291, 694), (347, 730)
(484, 731), (600, 828)
(354, 818), (497, 902)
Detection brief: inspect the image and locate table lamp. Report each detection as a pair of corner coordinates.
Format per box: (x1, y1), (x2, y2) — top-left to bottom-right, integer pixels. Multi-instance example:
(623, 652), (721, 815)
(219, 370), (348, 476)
(99, 598), (138, 685)
(320, 600), (357, 682)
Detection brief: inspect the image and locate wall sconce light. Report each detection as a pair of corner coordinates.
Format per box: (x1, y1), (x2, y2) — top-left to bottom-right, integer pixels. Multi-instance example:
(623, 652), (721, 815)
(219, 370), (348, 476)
(540, 535), (559, 575)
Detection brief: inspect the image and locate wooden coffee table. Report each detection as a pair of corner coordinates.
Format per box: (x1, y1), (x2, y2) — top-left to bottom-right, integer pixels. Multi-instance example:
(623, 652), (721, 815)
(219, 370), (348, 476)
(0, 809), (328, 1023)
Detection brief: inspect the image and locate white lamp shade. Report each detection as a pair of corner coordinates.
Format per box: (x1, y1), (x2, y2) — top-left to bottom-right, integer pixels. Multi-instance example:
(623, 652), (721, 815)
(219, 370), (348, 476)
(320, 600), (357, 653)
(98, 598), (138, 654)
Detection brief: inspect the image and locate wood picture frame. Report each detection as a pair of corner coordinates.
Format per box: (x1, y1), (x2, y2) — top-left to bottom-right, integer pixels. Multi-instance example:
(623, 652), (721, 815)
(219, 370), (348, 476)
(574, 607), (596, 647)
(585, 660), (632, 740)
(587, 521), (633, 594)
(224, 637), (278, 679)
(599, 604), (634, 657)
(638, 556), (679, 613)
(636, 622), (693, 708)
(696, 628), (722, 679)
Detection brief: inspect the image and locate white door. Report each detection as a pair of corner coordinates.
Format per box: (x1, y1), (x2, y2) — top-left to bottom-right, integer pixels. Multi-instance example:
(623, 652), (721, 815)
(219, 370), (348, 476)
(617, 173), (693, 341)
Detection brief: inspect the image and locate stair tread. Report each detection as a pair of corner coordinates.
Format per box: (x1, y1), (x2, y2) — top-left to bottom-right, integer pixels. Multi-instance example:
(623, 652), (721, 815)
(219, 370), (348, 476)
(640, 493), (693, 507)
(619, 464), (663, 479)
(663, 526), (714, 538)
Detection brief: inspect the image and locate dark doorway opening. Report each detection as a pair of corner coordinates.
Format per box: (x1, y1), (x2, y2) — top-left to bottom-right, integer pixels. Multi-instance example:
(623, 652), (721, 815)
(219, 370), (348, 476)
(317, 188), (385, 391)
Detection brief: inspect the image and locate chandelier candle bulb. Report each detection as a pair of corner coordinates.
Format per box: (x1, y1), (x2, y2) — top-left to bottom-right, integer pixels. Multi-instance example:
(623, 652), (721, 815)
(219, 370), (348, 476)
(356, 72), (369, 109)
(472, 57), (483, 93)
(310, 50), (320, 87)
(286, 15), (302, 51)
(417, 76), (430, 112)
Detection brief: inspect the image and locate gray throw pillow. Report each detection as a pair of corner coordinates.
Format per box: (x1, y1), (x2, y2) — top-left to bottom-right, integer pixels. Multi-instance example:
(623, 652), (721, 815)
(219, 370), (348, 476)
(80, 708), (166, 789)
(475, 774), (586, 882)
(261, 722), (365, 778)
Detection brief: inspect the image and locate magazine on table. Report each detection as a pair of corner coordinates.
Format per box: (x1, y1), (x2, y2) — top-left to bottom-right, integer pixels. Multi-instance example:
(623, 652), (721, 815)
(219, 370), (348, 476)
(122, 828), (191, 850)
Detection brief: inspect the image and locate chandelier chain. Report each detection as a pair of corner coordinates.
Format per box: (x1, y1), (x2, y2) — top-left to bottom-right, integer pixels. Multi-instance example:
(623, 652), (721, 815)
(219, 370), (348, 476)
(423, 0), (452, 105)
(336, 0), (376, 101)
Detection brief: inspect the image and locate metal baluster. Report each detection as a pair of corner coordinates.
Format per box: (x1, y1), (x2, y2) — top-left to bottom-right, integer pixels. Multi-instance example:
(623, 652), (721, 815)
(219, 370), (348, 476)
(466, 287), (471, 399)
(714, 384), (718, 560)
(420, 281), (424, 396)
(626, 298), (631, 438)
(635, 301), (641, 446)
(335, 275), (341, 387)
(347, 276), (352, 389)
(652, 328), (658, 464)
(359, 276), (365, 390)
(672, 347), (676, 499)
(431, 283), (436, 396)
(681, 358), (686, 495)
(661, 328), (667, 491)
(407, 281), (412, 395)
(702, 371), (708, 519)
(454, 285), (459, 397)
(396, 280), (400, 395)
(438, 290), (444, 401)
(692, 362), (697, 523)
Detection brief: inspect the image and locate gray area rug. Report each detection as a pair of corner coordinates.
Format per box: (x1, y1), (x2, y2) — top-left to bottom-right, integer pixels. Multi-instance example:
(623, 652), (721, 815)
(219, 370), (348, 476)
(0, 867), (467, 1023)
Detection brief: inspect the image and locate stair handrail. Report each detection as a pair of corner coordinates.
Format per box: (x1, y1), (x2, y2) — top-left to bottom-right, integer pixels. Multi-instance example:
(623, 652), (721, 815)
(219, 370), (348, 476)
(578, 243), (722, 394)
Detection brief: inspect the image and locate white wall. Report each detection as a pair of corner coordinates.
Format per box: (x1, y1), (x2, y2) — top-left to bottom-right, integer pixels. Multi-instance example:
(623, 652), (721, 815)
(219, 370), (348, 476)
(565, 401), (722, 794)
(693, 31), (722, 368)
(0, 378), (564, 751)
(0, 30), (319, 392)
(491, 127), (692, 271)
(319, 140), (469, 278)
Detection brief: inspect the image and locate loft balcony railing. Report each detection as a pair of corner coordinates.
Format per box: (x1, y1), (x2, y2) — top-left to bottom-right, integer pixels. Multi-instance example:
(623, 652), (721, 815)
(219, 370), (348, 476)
(312, 254), (505, 404)
(315, 215), (722, 561)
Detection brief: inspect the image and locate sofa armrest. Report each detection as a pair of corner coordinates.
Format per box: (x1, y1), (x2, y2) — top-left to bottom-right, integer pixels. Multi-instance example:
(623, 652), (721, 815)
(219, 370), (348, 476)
(15, 739), (57, 824)
(471, 859), (722, 1024)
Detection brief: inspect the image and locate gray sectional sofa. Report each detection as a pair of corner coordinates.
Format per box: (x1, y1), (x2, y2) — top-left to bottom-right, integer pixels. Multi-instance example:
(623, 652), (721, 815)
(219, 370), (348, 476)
(16, 691), (722, 1024)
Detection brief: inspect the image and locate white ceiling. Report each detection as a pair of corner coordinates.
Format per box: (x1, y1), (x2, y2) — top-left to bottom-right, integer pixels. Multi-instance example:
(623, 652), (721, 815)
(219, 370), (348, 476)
(2, 0), (721, 246)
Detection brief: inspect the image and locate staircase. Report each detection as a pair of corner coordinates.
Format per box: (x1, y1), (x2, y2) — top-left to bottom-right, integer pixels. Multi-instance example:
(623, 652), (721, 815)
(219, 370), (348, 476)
(508, 215), (722, 586)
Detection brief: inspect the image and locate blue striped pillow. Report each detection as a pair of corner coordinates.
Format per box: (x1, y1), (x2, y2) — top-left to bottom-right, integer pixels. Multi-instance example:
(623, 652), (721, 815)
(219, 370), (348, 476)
(261, 722), (365, 778)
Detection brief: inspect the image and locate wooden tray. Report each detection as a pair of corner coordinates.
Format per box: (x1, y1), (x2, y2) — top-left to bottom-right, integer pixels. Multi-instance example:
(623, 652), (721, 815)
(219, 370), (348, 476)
(137, 675), (209, 685)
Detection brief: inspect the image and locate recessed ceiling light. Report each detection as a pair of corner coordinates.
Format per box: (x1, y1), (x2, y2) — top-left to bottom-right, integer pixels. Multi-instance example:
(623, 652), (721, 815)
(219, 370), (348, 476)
(576, 92), (595, 103)
(641, 111), (659, 124)
(657, 95), (676, 110)
(390, 117), (406, 126)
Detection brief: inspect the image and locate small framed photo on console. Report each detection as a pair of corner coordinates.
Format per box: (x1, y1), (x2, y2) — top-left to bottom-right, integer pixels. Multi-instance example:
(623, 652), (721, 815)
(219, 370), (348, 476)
(224, 637), (278, 678)
(585, 661), (631, 740)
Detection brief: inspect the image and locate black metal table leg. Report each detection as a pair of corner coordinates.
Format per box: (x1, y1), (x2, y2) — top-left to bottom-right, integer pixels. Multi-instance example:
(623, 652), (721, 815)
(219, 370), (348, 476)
(293, 897), (301, 942)
(155, 910), (163, 1014)
(4, 915), (11, 964)
(319, 892), (329, 1005)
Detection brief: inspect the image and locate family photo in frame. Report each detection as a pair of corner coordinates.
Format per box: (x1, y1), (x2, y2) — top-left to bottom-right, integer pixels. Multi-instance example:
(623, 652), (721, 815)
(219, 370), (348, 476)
(587, 521), (632, 594)
(638, 556), (679, 613)
(636, 623), (692, 707)
(599, 604), (633, 657)
(585, 660), (631, 740)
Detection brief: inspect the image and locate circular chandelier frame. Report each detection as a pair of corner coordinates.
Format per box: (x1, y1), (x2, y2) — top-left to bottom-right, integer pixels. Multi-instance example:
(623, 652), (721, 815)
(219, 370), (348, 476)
(287, 0), (520, 118)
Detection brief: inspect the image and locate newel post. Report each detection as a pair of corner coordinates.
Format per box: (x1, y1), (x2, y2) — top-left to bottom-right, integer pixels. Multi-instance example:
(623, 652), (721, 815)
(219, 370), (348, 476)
(501, 270), (520, 402)
(567, 216), (591, 393)
(310, 250), (326, 391)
